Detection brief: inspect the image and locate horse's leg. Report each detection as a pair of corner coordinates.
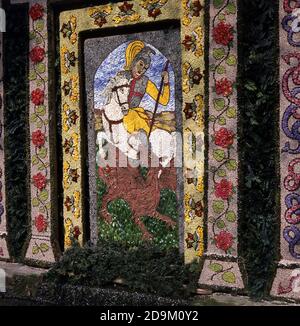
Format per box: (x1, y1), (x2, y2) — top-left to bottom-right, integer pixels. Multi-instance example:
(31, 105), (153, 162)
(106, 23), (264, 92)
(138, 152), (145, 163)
(132, 213), (153, 240)
(153, 211), (177, 228)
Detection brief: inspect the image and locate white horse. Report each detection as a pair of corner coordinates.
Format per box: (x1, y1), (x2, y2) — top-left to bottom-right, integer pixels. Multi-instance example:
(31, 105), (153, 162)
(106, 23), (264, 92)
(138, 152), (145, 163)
(96, 73), (177, 167)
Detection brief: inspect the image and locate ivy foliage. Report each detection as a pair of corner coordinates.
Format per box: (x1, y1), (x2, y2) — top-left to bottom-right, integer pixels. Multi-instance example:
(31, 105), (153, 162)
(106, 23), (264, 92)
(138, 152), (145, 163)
(239, 0), (279, 299)
(46, 241), (200, 299)
(4, 5), (29, 259)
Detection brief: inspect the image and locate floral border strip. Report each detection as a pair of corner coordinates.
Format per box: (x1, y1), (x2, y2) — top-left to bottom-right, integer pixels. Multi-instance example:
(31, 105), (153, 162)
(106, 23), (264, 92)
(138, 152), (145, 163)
(59, 0), (205, 259)
(181, 0), (205, 262)
(25, 1), (55, 263)
(199, 0), (244, 290)
(0, 0), (9, 260)
(271, 0), (300, 301)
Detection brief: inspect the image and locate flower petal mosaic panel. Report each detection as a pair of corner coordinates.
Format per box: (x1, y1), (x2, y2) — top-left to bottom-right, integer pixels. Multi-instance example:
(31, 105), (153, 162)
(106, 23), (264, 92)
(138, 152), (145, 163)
(0, 0), (9, 261)
(25, 0), (56, 263)
(271, 0), (300, 300)
(59, 0), (205, 261)
(199, 0), (245, 290)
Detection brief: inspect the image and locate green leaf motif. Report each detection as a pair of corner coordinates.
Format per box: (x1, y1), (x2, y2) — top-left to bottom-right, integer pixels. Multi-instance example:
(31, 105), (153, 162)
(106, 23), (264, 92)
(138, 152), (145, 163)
(213, 0), (225, 9)
(213, 98), (225, 111)
(218, 117), (226, 125)
(216, 219), (226, 229)
(226, 211), (237, 222)
(32, 246), (39, 255)
(35, 36), (42, 45)
(39, 189), (49, 202)
(35, 105), (46, 116)
(32, 155), (39, 166)
(226, 54), (237, 66)
(218, 13), (226, 21)
(38, 146), (47, 159)
(40, 243), (49, 253)
(30, 114), (38, 123)
(209, 115), (216, 122)
(213, 149), (225, 162)
(216, 65), (226, 74)
(29, 70), (37, 81)
(217, 169), (226, 177)
(212, 200), (225, 214)
(38, 163), (45, 171)
(215, 149), (228, 162)
(29, 31), (36, 40)
(209, 263), (223, 273)
(32, 197), (39, 207)
(36, 63), (46, 74)
(213, 48), (225, 60)
(36, 120), (43, 129)
(226, 106), (236, 118)
(226, 159), (237, 171)
(35, 19), (45, 32)
(222, 271), (236, 284)
(226, 2), (237, 14)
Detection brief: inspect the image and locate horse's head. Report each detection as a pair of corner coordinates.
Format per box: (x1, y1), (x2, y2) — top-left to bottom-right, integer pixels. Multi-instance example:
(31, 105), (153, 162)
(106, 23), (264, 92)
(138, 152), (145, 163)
(103, 72), (130, 117)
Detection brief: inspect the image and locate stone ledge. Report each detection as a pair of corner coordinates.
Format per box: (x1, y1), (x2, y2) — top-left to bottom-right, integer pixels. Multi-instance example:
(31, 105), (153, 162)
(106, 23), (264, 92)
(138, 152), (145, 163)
(0, 261), (47, 279)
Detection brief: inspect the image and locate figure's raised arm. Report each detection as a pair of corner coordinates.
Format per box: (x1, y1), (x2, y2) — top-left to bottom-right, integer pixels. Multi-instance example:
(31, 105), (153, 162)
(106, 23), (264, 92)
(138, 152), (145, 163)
(146, 78), (170, 106)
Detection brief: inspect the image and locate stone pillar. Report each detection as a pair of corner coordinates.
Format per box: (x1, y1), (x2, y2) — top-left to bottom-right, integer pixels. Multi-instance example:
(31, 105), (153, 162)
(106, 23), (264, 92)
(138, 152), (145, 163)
(0, 0), (9, 261)
(199, 0), (245, 290)
(23, 0), (57, 264)
(271, 1), (300, 301)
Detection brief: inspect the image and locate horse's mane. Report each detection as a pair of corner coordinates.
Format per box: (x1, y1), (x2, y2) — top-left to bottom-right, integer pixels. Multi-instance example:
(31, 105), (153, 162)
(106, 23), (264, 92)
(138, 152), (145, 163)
(101, 71), (130, 105)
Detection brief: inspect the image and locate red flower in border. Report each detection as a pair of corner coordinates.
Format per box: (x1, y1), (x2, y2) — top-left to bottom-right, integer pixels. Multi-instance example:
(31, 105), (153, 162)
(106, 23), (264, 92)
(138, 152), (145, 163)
(29, 3), (44, 21)
(73, 226), (81, 240)
(215, 230), (233, 252)
(30, 46), (45, 63)
(212, 21), (234, 46)
(32, 130), (46, 148)
(148, 8), (162, 19)
(35, 214), (48, 233)
(214, 128), (235, 148)
(215, 179), (233, 200)
(33, 173), (47, 191)
(119, 1), (133, 13)
(31, 88), (45, 106)
(215, 78), (233, 97)
(182, 35), (194, 51)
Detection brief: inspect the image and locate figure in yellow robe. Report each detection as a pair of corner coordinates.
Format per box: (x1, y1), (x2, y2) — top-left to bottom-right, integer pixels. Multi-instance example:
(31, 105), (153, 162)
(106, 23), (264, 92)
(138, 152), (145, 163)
(121, 40), (175, 136)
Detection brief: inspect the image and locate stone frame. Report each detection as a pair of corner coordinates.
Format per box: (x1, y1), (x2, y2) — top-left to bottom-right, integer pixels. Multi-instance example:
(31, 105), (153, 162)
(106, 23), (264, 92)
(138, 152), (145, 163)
(59, 0), (205, 262)
(0, 0), (9, 261)
(271, 0), (300, 301)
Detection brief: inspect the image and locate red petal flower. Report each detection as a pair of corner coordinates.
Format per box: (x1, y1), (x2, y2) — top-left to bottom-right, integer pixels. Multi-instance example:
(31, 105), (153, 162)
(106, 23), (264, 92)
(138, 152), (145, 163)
(73, 226), (81, 240)
(215, 78), (233, 97)
(30, 46), (45, 63)
(214, 128), (235, 148)
(119, 1), (133, 13)
(33, 173), (47, 191)
(35, 214), (48, 233)
(32, 129), (46, 148)
(29, 3), (44, 21)
(182, 35), (194, 51)
(215, 179), (233, 200)
(31, 88), (45, 106)
(212, 21), (234, 46)
(215, 230), (233, 252)
(148, 8), (162, 19)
